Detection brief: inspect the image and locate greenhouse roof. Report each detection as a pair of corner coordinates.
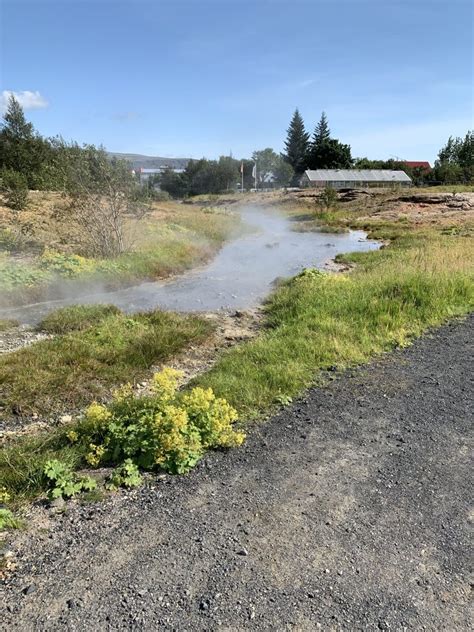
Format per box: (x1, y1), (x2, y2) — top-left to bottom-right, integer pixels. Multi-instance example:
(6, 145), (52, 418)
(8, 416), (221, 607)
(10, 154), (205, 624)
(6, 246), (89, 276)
(304, 169), (412, 182)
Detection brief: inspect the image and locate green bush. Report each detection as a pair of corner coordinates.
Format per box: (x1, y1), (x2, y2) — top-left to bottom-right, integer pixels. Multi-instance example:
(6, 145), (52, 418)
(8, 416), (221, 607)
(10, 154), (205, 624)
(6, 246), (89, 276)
(79, 367), (245, 475)
(0, 168), (29, 211)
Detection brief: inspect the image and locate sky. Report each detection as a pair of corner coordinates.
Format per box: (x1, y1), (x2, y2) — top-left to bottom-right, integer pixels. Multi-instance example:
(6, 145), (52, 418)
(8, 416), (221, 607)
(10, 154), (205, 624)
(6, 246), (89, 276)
(1, 0), (473, 163)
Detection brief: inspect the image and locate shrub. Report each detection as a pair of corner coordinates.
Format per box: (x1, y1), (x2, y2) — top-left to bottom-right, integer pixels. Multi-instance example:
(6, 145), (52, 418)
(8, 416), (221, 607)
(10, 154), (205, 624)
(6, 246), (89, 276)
(317, 185), (338, 211)
(78, 367), (245, 475)
(43, 459), (97, 499)
(0, 168), (29, 211)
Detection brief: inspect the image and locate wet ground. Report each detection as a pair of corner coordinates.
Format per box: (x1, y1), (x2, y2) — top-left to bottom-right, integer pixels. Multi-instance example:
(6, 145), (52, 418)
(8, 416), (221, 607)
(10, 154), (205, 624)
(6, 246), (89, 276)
(0, 205), (379, 325)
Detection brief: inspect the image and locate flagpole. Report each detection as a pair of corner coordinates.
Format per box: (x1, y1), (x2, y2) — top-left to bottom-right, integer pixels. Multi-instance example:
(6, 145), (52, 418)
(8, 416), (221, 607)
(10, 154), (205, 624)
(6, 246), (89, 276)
(241, 162), (244, 193)
(254, 161), (257, 191)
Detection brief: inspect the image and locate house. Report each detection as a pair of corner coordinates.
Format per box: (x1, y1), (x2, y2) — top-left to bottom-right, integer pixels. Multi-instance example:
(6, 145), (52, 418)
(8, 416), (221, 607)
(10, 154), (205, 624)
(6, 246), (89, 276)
(403, 161), (431, 172)
(300, 169), (412, 189)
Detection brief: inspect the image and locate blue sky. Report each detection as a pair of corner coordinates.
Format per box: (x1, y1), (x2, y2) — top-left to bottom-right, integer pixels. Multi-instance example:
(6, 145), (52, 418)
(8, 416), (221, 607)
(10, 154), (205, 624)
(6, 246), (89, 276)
(1, 0), (473, 162)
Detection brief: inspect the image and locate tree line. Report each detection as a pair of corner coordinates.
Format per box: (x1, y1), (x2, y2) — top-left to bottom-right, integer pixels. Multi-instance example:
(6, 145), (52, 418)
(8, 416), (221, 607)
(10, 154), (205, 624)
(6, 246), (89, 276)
(1, 94), (472, 214)
(282, 108), (473, 185)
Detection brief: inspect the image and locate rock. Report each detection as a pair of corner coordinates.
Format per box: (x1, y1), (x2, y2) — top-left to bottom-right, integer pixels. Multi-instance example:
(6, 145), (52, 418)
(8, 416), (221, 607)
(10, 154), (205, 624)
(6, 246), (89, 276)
(50, 497), (66, 511)
(59, 414), (72, 425)
(237, 548), (249, 556)
(23, 584), (36, 596)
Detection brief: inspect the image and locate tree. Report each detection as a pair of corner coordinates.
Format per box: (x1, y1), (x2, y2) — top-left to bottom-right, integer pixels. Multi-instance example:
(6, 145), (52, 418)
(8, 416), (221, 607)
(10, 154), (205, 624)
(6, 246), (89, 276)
(311, 111), (331, 146)
(159, 168), (189, 198)
(56, 144), (150, 257)
(307, 137), (352, 170)
(283, 109), (309, 177)
(306, 112), (352, 169)
(0, 95), (53, 189)
(432, 131), (474, 184)
(251, 148), (294, 187)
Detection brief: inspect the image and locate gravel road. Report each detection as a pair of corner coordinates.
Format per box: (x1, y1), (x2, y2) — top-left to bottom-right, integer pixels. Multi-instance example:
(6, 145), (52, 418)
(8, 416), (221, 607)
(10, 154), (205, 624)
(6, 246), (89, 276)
(2, 315), (473, 631)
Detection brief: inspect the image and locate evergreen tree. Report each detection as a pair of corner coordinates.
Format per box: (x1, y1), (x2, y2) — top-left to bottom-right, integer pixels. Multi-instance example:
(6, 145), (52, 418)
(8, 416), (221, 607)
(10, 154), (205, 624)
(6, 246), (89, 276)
(283, 109), (309, 176)
(306, 111), (352, 169)
(311, 111), (330, 146)
(0, 94), (53, 188)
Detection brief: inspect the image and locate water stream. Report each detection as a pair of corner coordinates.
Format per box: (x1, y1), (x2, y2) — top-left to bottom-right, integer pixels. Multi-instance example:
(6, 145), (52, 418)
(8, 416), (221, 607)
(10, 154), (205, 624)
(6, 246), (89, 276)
(1, 205), (379, 325)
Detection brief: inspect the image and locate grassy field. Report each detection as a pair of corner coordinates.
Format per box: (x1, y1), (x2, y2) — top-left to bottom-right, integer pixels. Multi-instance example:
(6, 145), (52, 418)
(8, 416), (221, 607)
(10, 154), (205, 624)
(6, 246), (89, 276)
(0, 193), (241, 307)
(0, 305), (213, 416)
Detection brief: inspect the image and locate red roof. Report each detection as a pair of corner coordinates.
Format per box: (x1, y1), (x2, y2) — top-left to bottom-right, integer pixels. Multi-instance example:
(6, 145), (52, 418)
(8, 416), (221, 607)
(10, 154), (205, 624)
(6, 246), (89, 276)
(403, 161), (431, 170)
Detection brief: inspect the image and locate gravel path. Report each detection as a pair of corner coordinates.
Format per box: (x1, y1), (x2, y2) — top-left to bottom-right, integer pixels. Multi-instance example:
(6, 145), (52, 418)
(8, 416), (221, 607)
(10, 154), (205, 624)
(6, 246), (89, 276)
(2, 315), (473, 630)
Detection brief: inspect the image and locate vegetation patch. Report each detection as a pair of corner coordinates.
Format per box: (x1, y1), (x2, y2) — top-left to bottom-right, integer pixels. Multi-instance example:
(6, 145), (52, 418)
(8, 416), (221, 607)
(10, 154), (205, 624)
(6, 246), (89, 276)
(0, 318), (19, 332)
(0, 308), (213, 415)
(0, 368), (244, 504)
(38, 304), (121, 334)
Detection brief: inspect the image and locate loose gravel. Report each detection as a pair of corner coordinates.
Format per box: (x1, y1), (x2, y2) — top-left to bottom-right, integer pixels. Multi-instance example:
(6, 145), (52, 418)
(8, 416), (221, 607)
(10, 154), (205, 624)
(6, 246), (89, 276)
(1, 315), (473, 630)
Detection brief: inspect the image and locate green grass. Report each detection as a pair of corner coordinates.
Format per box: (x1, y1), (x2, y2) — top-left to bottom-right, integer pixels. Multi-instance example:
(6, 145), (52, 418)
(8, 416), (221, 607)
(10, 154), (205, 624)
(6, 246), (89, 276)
(194, 232), (473, 417)
(0, 427), (86, 504)
(38, 304), (121, 334)
(0, 318), (19, 332)
(0, 307), (213, 415)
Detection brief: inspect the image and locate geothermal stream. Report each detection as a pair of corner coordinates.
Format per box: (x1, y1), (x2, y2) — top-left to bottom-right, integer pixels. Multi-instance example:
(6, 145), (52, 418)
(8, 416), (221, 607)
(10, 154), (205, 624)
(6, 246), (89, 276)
(0, 205), (380, 326)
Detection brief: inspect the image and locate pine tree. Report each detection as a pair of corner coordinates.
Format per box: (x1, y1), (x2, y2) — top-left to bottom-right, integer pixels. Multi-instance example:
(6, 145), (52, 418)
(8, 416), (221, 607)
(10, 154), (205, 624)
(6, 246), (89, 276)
(311, 111), (330, 146)
(1, 95), (34, 139)
(283, 109), (309, 176)
(0, 95), (52, 188)
(306, 111), (352, 170)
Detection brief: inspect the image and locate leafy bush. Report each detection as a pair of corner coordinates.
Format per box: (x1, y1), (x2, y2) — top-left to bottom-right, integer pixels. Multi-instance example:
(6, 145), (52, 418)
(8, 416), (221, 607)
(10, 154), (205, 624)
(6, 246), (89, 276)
(0, 168), (29, 210)
(79, 367), (245, 475)
(43, 459), (97, 499)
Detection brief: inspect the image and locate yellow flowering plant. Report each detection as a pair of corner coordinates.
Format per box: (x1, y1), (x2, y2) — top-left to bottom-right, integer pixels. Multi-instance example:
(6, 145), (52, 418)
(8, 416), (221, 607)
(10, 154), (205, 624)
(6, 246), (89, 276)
(75, 367), (245, 478)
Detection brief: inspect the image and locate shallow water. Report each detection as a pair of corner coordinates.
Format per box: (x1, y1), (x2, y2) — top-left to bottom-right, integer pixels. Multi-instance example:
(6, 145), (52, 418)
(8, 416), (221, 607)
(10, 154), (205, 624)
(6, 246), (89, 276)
(1, 205), (379, 325)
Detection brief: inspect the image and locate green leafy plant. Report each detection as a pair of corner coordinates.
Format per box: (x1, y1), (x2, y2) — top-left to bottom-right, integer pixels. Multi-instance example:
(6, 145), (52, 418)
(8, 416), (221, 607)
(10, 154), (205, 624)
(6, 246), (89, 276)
(0, 508), (24, 531)
(106, 459), (142, 490)
(43, 459), (97, 499)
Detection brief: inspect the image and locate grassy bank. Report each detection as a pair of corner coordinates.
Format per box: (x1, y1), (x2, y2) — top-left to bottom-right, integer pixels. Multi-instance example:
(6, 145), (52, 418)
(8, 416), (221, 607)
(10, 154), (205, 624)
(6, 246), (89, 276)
(193, 197), (473, 416)
(0, 305), (213, 416)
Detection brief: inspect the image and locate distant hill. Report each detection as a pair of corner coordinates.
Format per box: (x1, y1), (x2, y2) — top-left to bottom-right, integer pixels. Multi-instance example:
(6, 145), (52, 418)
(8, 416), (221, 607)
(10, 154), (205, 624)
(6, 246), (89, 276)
(107, 152), (190, 170)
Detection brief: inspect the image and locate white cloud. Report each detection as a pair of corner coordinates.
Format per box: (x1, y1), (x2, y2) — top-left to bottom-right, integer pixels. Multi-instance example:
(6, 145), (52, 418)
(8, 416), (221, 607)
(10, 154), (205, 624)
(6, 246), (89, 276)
(0, 90), (49, 113)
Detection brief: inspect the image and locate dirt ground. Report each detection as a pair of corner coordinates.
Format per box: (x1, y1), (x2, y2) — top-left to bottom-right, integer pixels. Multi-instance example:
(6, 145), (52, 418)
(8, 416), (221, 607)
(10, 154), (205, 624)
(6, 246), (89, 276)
(2, 315), (472, 630)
